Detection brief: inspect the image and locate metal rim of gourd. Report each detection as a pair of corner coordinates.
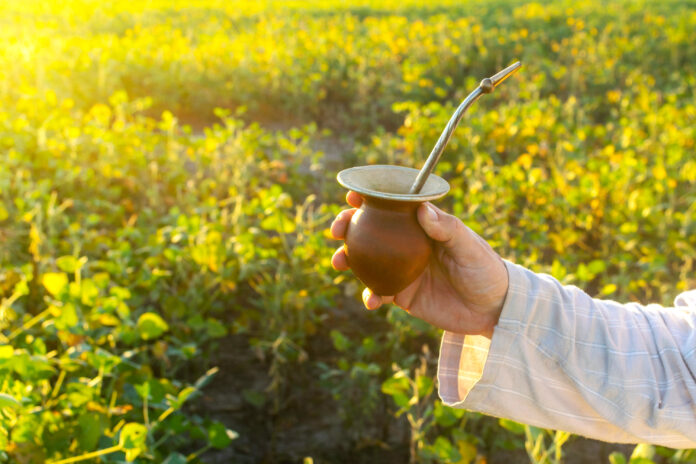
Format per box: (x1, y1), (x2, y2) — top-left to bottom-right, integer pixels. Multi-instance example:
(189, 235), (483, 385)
(337, 165), (450, 202)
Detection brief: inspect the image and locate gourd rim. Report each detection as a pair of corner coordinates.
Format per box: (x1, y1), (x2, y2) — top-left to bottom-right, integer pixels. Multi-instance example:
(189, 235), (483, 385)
(337, 165), (450, 202)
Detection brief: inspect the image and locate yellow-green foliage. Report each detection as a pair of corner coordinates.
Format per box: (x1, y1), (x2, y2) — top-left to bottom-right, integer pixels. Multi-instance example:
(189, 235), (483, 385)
(0, 0), (695, 462)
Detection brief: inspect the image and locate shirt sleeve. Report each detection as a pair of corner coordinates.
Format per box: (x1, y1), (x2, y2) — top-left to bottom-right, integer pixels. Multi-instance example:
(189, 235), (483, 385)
(437, 260), (696, 448)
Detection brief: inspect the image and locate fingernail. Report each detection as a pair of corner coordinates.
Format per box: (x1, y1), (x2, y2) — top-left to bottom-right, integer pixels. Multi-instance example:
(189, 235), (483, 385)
(425, 203), (438, 222)
(362, 288), (372, 309)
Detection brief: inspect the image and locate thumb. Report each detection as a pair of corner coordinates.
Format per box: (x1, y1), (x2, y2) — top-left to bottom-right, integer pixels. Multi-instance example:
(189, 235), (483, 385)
(417, 202), (482, 263)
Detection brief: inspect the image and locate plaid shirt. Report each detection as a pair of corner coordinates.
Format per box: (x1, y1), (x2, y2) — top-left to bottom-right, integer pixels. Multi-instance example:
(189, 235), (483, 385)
(438, 260), (696, 447)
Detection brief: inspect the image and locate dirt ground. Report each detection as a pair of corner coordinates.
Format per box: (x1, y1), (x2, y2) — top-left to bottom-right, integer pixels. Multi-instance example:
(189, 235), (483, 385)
(193, 331), (636, 464)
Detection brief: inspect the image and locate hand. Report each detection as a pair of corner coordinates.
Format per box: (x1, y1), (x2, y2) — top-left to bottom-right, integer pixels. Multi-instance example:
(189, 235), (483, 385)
(330, 191), (509, 338)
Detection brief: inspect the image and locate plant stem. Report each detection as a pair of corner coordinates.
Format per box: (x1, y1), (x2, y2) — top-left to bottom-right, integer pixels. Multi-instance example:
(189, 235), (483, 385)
(47, 445), (122, 464)
(8, 307), (52, 340)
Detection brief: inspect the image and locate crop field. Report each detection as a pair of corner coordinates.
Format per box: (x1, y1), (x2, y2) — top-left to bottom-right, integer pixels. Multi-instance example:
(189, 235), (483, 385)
(1, 0), (696, 462)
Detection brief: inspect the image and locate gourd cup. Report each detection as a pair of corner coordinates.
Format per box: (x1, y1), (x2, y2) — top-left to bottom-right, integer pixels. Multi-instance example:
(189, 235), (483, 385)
(337, 165), (449, 296)
(337, 63), (521, 296)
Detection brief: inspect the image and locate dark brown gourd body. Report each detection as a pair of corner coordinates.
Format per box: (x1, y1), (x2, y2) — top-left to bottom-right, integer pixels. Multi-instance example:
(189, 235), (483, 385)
(344, 195), (431, 296)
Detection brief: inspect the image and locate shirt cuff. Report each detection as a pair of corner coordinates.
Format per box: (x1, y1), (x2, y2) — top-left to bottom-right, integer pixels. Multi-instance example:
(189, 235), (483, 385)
(437, 259), (532, 407)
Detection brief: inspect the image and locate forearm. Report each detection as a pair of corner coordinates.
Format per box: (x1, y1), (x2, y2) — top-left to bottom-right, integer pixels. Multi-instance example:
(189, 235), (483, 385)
(438, 260), (696, 447)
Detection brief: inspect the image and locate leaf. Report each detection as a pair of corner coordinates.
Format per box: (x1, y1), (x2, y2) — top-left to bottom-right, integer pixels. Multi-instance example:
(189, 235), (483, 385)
(137, 312), (170, 340)
(630, 443), (655, 461)
(427, 436), (461, 462)
(80, 279), (99, 306)
(67, 383), (94, 408)
(392, 392), (410, 410)
(194, 367), (219, 390)
(77, 412), (108, 451)
(455, 434), (478, 464)
(242, 389), (266, 408)
(119, 422), (148, 460)
(0, 204), (8, 222)
(0, 393), (20, 410)
(588, 259), (607, 275)
(135, 381), (151, 401)
(55, 303), (79, 330)
(56, 256), (78, 273)
(42, 272), (68, 297)
(601, 283), (618, 296)
(206, 318), (227, 338)
(433, 401), (464, 427)
(260, 214), (295, 233)
(499, 418), (526, 435)
(208, 422), (235, 449)
(381, 376), (409, 396)
(416, 375), (433, 399)
(162, 453), (187, 464)
(609, 452), (627, 464)
(171, 386), (197, 410)
(0, 346), (13, 359)
(330, 330), (350, 352)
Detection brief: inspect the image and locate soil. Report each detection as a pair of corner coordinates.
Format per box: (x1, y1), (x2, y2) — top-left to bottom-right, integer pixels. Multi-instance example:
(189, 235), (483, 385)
(192, 300), (637, 464)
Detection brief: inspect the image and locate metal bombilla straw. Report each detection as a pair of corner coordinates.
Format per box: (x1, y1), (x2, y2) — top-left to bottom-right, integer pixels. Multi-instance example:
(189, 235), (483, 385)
(408, 61), (522, 194)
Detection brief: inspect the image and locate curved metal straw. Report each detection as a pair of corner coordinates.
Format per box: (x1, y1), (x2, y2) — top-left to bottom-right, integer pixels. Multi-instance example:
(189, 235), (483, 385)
(409, 61), (522, 194)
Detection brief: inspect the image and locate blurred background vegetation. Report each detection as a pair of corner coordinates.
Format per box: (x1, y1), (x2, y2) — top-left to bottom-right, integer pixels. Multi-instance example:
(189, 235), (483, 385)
(1, 0), (695, 462)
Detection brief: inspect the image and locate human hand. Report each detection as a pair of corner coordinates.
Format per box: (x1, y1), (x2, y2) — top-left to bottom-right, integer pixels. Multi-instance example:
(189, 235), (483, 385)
(330, 191), (509, 338)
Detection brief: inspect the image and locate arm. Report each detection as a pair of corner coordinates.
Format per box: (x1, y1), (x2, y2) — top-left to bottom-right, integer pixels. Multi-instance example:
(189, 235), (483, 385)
(439, 261), (696, 447)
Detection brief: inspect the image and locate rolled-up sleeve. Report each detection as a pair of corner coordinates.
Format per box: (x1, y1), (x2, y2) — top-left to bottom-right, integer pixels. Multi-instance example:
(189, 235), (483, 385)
(437, 260), (696, 448)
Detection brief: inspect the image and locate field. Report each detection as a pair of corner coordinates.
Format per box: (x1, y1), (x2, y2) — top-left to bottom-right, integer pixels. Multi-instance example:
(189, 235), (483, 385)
(1, 0), (696, 462)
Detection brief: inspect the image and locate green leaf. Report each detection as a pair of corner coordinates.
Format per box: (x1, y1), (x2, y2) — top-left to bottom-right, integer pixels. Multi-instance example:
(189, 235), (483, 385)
(458, 440), (477, 464)
(55, 303), (79, 330)
(416, 375), (433, 399)
(433, 401), (465, 427)
(391, 392), (410, 409)
(601, 283), (618, 296)
(629, 459), (656, 464)
(330, 330), (350, 352)
(630, 443), (656, 462)
(137, 312), (169, 340)
(609, 452), (627, 464)
(67, 383), (94, 408)
(135, 381), (151, 401)
(242, 389), (266, 408)
(588, 259), (607, 275)
(194, 367), (219, 390)
(0, 393), (20, 410)
(206, 318), (227, 338)
(162, 453), (187, 464)
(499, 418), (526, 435)
(119, 423), (148, 460)
(42, 272), (68, 297)
(0, 346), (13, 359)
(11, 353), (56, 380)
(80, 279), (99, 306)
(0, 423), (8, 450)
(381, 376), (409, 396)
(208, 422), (235, 449)
(78, 412), (108, 451)
(424, 436), (461, 462)
(0, 204), (8, 222)
(56, 256), (78, 273)
(171, 386), (197, 409)
(260, 214), (295, 233)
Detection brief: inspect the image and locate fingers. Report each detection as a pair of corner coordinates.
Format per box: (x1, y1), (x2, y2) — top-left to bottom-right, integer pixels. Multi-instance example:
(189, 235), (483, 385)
(331, 246), (349, 270)
(346, 191), (362, 208)
(332, 257), (395, 311)
(334, 191), (395, 312)
(329, 192), (362, 240)
(361, 288), (394, 310)
(330, 208), (357, 240)
(416, 202), (484, 263)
